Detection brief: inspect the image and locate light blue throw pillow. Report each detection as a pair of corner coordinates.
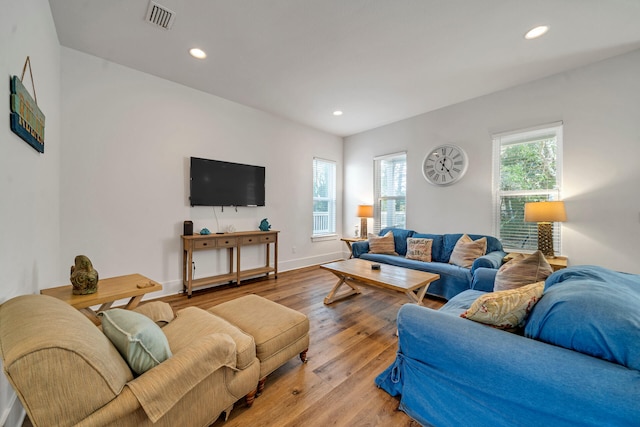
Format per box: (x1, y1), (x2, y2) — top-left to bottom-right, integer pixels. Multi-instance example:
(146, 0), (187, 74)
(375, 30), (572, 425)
(100, 308), (172, 375)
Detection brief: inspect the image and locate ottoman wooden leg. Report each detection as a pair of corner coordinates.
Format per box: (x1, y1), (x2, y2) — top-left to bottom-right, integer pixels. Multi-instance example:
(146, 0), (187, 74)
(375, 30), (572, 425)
(257, 377), (267, 396)
(300, 348), (308, 363)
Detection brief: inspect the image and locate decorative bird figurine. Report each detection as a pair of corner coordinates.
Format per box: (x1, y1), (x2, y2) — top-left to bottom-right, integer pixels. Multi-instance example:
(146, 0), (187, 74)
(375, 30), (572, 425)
(70, 255), (99, 295)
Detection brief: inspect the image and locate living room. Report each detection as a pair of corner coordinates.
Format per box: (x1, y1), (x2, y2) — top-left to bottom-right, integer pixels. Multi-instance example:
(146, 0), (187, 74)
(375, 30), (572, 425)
(2, 1), (640, 426)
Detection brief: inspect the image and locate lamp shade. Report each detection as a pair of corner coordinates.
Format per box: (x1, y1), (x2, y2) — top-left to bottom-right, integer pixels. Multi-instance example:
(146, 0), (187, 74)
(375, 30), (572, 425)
(357, 204), (374, 218)
(524, 201), (567, 223)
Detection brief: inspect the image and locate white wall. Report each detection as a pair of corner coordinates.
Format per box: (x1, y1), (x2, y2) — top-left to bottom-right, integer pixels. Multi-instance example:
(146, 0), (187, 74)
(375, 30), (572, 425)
(60, 47), (344, 295)
(0, 1), (61, 425)
(344, 49), (640, 274)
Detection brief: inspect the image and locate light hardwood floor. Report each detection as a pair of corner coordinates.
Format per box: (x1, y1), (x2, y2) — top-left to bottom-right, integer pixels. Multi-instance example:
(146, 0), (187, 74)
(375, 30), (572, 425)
(23, 265), (445, 427)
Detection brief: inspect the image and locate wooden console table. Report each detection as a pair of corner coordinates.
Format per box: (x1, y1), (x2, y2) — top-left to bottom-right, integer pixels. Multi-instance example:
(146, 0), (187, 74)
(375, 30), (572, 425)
(41, 273), (162, 325)
(181, 230), (279, 298)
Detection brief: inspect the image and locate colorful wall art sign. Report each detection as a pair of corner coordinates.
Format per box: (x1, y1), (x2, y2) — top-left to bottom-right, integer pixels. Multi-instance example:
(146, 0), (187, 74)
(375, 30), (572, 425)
(10, 73), (45, 153)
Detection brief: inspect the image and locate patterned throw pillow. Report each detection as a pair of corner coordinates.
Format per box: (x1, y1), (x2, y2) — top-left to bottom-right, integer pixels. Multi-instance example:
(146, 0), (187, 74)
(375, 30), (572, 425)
(406, 238), (433, 262)
(368, 231), (398, 255)
(449, 234), (487, 268)
(494, 251), (553, 291)
(461, 281), (545, 329)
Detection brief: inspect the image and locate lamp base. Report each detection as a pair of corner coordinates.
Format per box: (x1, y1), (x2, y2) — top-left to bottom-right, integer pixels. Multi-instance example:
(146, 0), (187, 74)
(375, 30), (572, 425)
(360, 218), (368, 239)
(537, 222), (555, 257)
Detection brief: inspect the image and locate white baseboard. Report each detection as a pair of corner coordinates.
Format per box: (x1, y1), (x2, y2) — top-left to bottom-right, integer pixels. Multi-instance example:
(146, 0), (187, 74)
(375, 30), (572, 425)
(142, 252), (346, 300)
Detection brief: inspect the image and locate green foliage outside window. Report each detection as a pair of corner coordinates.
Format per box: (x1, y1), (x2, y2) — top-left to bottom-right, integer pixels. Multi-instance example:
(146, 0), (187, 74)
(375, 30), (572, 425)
(498, 136), (559, 250)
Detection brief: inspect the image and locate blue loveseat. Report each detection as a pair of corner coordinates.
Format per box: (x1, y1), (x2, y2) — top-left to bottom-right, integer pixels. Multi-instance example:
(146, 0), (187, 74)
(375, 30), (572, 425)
(351, 228), (506, 300)
(375, 265), (640, 426)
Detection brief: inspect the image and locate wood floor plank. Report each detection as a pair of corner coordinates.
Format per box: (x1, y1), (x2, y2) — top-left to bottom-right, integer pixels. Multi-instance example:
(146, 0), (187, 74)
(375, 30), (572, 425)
(180, 265), (445, 427)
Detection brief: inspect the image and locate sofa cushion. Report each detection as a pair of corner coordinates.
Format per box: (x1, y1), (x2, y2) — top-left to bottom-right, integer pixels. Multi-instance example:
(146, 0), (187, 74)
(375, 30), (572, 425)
(494, 251), (553, 291)
(444, 234), (501, 261)
(461, 281), (544, 329)
(439, 289), (486, 316)
(525, 266), (640, 371)
(100, 308), (173, 375)
(380, 227), (414, 255)
(406, 238), (433, 262)
(449, 235), (487, 268)
(368, 231), (398, 255)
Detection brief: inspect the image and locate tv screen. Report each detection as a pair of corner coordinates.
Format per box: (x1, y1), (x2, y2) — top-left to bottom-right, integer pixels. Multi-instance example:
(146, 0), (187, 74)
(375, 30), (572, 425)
(190, 157), (265, 207)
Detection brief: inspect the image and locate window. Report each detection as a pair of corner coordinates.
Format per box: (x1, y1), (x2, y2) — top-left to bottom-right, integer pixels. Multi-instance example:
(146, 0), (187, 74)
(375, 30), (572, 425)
(492, 123), (563, 252)
(374, 152), (407, 233)
(312, 158), (336, 236)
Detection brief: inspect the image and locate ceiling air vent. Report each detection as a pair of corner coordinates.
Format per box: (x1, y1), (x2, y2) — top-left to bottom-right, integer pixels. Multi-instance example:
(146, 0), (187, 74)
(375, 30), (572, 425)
(145, 1), (175, 30)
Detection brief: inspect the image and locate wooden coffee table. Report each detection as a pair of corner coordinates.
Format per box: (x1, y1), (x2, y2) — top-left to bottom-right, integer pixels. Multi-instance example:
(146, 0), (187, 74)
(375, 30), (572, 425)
(321, 259), (439, 305)
(41, 273), (162, 325)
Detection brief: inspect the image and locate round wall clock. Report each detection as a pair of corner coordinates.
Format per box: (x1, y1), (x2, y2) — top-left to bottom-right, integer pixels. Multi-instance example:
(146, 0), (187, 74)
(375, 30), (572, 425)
(422, 144), (468, 186)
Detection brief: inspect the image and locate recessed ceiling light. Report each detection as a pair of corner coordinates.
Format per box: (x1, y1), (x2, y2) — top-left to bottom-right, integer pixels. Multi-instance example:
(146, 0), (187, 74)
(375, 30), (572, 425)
(189, 48), (207, 59)
(524, 25), (549, 40)
(333, 110), (343, 116)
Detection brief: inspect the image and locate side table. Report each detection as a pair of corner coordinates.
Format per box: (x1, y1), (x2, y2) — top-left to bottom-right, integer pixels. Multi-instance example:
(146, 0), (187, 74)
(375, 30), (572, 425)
(340, 237), (366, 259)
(504, 253), (568, 272)
(41, 273), (162, 325)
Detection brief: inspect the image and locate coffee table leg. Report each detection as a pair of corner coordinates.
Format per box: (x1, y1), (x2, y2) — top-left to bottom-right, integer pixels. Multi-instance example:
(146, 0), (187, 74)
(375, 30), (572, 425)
(406, 284), (431, 305)
(324, 275), (361, 304)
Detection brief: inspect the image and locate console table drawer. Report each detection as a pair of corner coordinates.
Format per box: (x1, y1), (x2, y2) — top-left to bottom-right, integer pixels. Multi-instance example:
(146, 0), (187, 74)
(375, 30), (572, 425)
(241, 236), (259, 245)
(194, 239), (216, 249)
(259, 234), (276, 243)
(217, 237), (237, 248)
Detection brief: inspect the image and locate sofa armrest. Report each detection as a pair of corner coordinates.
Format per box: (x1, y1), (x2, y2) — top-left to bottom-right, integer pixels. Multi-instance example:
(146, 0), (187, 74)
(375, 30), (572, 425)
(471, 250), (505, 273)
(383, 304), (640, 426)
(126, 333), (237, 423)
(471, 267), (498, 292)
(351, 240), (370, 258)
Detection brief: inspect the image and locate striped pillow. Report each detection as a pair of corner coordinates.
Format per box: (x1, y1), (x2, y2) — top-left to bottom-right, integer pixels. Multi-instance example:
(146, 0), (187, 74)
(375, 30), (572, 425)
(449, 234), (487, 268)
(368, 231), (398, 255)
(494, 251), (553, 291)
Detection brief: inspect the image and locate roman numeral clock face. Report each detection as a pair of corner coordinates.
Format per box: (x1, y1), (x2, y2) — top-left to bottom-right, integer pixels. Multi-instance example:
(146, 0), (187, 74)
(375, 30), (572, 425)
(422, 144), (468, 186)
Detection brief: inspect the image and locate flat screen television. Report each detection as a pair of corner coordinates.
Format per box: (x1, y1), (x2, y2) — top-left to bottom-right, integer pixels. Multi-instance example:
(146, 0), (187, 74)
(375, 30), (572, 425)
(190, 157), (265, 207)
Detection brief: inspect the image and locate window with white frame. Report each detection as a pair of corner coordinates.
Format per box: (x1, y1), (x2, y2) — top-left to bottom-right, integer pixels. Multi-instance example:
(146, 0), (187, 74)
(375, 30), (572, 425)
(374, 152), (407, 233)
(492, 122), (563, 253)
(312, 158), (336, 236)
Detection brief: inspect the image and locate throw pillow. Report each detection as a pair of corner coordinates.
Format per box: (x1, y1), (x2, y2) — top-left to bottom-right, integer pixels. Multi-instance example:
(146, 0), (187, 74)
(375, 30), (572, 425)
(133, 301), (176, 327)
(449, 234), (487, 268)
(405, 238), (433, 262)
(100, 308), (172, 375)
(368, 231), (398, 255)
(461, 281), (545, 329)
(494, 251), (553, 291)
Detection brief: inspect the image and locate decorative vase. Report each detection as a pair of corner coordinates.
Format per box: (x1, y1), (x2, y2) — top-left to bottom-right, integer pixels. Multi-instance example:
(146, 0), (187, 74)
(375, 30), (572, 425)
(70, 255), (99, 295)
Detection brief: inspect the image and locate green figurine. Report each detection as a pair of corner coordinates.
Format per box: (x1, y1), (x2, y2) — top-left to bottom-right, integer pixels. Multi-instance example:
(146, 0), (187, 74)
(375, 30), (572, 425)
(259, 218), (271, 231)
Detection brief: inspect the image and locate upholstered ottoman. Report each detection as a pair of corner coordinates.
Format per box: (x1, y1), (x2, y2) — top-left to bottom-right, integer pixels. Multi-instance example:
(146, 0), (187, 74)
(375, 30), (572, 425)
(208, 294), (309, 394)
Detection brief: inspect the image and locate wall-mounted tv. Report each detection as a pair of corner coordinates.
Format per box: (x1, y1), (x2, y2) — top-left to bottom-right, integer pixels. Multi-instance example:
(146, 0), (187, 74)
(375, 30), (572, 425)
(190, 157), (265, 207)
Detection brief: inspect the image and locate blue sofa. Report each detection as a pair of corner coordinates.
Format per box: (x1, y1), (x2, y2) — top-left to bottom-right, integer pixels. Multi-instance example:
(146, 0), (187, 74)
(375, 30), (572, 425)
(351, 228), (506, 300)
(375, 265), (640, 426)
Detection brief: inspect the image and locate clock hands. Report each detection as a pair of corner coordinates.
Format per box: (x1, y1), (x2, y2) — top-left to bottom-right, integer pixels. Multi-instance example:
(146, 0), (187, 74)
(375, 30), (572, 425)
(438, 158), (455, 179)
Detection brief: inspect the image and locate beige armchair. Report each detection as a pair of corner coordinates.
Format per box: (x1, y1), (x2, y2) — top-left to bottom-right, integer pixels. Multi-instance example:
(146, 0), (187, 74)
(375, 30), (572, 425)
(0, 294), (260, 427)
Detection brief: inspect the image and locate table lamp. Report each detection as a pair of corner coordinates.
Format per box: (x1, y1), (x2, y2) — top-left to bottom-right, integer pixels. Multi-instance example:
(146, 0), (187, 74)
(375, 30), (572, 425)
(357, 205), (374, 239)
(524, 201), (567, 257)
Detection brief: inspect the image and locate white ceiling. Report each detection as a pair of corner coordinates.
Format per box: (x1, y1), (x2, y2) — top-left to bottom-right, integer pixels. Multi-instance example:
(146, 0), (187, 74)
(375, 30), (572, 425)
(48, 0), (640, 137)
